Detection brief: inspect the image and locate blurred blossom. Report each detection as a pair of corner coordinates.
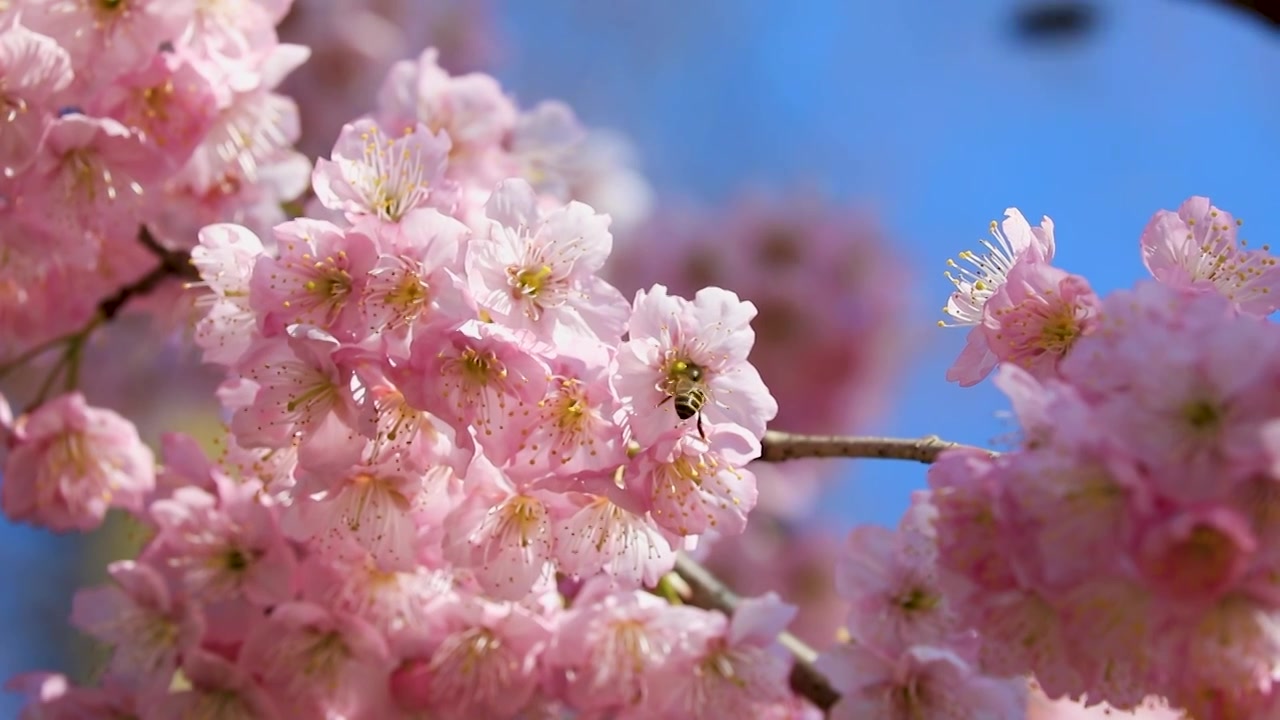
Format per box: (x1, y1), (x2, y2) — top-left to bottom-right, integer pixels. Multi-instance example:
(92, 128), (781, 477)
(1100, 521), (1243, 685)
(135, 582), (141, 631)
(608, 192), (910, 436)
(278, 0), (500, 159)
(607, 192), (912, 517)
(701, 518), (848, 651)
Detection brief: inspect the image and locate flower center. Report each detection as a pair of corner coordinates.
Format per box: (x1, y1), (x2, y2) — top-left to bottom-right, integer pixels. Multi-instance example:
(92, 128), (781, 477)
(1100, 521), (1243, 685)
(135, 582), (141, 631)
(455, 347), (503, 385)
(355, 127), (431, 222)
(1036, 308), (1081, 354)
(511, 264), (553, 297)
(222, 548), (248, 572)
(300, 630), (349, 682)
(1183, 399), (1221, 431)
(894, 586), (940, 613)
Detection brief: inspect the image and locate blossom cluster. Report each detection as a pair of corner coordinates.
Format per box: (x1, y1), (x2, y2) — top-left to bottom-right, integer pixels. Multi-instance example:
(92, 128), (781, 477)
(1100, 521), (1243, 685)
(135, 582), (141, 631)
(816, 492), (1029, 718)
(0, 0), (311, 362)
(0, 31), (812, 717)
(920, 196), (1280, 717)
(608, 194), (910, 519)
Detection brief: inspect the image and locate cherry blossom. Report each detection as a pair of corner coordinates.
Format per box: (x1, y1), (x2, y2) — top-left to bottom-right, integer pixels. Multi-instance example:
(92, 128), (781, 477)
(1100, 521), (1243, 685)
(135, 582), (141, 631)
(616, 284), (777, 445)
(1141, 195), (1280, 315)
(2, 392), (155, 531)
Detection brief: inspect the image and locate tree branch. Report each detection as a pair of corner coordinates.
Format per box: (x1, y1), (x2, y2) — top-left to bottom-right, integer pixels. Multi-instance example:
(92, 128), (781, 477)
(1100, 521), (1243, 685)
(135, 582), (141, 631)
(100, 226), (198, 321)
(673, 553), (842, 712)
(758, 430), (993, 464)
(5, 227), (199, 407)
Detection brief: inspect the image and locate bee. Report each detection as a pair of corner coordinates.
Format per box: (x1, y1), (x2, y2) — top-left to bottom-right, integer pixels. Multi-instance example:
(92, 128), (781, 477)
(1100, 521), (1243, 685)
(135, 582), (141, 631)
(659, 361), (710, 439)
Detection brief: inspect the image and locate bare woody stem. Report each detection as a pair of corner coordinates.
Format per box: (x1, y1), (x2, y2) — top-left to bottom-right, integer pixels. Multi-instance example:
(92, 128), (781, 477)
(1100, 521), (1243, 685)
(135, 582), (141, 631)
(672, 553), (842, 712)
(757, 430), (994, 464)
(6, 227), (198, 409)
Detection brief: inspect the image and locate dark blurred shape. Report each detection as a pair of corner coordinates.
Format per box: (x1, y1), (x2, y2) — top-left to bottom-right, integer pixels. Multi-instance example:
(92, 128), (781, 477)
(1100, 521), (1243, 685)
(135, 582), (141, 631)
(1011, 1), (1099, 43)
(1193, 0), (1280, 28)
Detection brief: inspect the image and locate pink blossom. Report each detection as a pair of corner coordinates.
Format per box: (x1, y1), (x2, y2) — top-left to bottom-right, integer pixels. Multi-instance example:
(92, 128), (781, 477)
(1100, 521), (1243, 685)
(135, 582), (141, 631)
(354, 368), (471, 475)
(29, 114), (151, 237)
(90, 48), (220, 173)
(181, 0), (290, 59)
(26, 0), (193, 90)
(312, 118), (455, 224)
(552, 488), (676, 589)
(817, 639), (1027, 720)
(650, 593), (797, 719)
(299, 541), (455, 635)
(2, 392), (155, 532)
(375, 47), (517, 174)
(1059, 578), (1169, 706)
(606, 194), (908, 442)
(838, 499), (957, 648)
(174, 44), (308, 194)
(285, 460), (439, 572)
(277, 0), (499, 158)
(0, 22), (72, 175)
(357, 208), (470, 349)
(394, 319), (550, 460)
(506, 356), (627, 479)
(616, 284), (777, 444)
(468, 178), (629, 347)
(216, 419), (301, 499)
(1161, 598), (1280, 719)
(638, 424), (760, 538)
(1140, 195), (1280, 315)
(948, 259), (1101, 386)
(70, 560), (204, 693)
(394, 596), (551, 720)
(926, 448), (1020, 594)
(239, 601), (391, 714)
(249, 218), (378, 339)
(191, 222), (268, 365)
(508, 100), (588, 200)
(547, 589), (687, 715)
(230, 325), (371, 451)
(1134, 507), (1257, 607)
(152, 150), (311, 250)
(145, 474), (297, 606)
(999, 446), (1139, 591)
(146, 649), (282, 720)
(1062, 282), (1280, 502)
(941, 207), (1055, 327)
(442, 453), (558, 599)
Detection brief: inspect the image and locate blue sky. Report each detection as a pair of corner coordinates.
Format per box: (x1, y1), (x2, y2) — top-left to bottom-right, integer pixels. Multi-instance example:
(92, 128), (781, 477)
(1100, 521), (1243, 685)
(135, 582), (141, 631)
(3, 1), (1280, 714)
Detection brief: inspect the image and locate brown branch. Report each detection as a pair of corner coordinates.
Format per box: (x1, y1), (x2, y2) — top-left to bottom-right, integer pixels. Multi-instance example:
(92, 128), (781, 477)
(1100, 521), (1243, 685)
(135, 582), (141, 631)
(100, 226), (198, 321)
(673, 553), (842, 712)
(758, 430), (993, 464)
(5, 226), (199, 407)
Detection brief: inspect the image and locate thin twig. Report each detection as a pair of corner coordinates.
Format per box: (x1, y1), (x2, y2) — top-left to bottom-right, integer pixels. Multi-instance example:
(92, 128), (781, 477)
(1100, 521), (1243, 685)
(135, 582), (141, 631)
(757, 430), (994, 464)
(673, 553), (842, 712)
(9, 226), (198, 412)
